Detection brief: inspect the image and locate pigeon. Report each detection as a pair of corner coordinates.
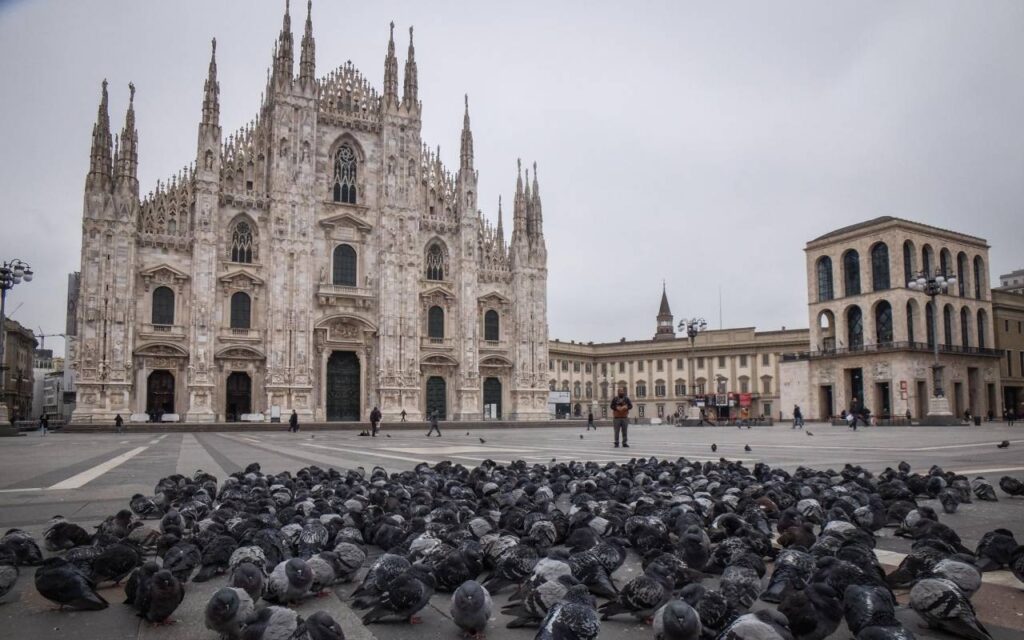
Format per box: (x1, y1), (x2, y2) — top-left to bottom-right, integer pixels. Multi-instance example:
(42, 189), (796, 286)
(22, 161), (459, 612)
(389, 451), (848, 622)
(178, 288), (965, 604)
(163, 542), (202, 583)
(482, 544), (539, 594)
(599, 562), (675, 622)
(139, 569), (184, 624)
(0, 563), (18, 600)
(975, 528), (1017, 571)
(43, 517), (92, 551)
(124, 561), (160, 610)
(744, 445), (752, 452)
(361, 564), (435, 624)
(719, 564), (762, 611)
(451, 579), (492, 638)
(0, 529), (43, 566)
(997, 440), (1009, 448)
(580, 434), (584, 439)
(300, 611), (346, 640)
(971, 477), (998, 501)
(926, 559), (982, 598)
(999, 476), (1024, 497)
(205, 587), (255, 640)
(806, 431), (814, 436)
(536, 584), (601, 640)
(855, 625), (918, 640)
(652, 599), (702, 640)
(680, 583), (736, 639)
(910, 578), (991, 640)
(352, 553), (411, 605)
(34, 557), (108, 610)
(777, 582), (843, 640)
(1010, 545), (1024, 585)
(195, 534), (238, 582)
(130, 493), (162, 519)
(329, 542), (366, 583)
(230, 560), (265, 601)
(717, 609), (794, 640)
(843, 584), (899, 636)
(91, 542), (140, 585)
(762, 549), (814, 603)
(240, 605), (302, 640)
(479, 437), (486, 444)
(711, 444), (718, 453)
(265, 558), (314, 604)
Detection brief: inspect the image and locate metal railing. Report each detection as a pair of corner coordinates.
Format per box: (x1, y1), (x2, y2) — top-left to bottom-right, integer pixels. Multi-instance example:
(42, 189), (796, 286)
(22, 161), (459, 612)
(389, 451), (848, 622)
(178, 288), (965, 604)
(782, 341), (1003, 362)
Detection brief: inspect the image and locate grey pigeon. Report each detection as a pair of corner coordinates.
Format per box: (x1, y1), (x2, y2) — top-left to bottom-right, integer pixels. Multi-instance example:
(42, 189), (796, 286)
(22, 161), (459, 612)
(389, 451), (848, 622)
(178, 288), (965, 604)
(855, 625), (918, 640)
(926, 559), (981, 598)
(34, 557), (108, 610)
(229, 545), (268, 575)
(91, 542), (140, 585)
(330, 542), (366, 582)
(974, 528), (1017, 572)
(536, 584), (601, 640)
(301, 611), (346, 640)
(762, 548), (814, 603)
(718, 609), (794, 640)
(778, 582), (842, 640)
(205, 587), (255, 640)
(503, 574), (579, 627)
(653, 599), (702, 640)
(910, 578), (991, 640)
(451, 579), (492, 637)
(163, 541), (202, 583)
(1011, 545), (1024, 585)
(124, 561), (160, 611)
(361, 564), (435, 624)
(306, 553), (338, 593)
(351, 553), (411, 606)
(680, 583), (736, 639)
(195, 534), (238, 582)
(0, 564), (18, 600)
(720, 564), (762, 611)
(598, 562), (674, 621)
(843, 584), (898, 636)
(265, 558), (313, 604)
(1, 529), (43, 566)
(241, 605), (302, 640)
(43, 517), (92, 551)
(139, 569), (184, 624)
(230, 560), (265, 601)
(129, 493), (162, 519)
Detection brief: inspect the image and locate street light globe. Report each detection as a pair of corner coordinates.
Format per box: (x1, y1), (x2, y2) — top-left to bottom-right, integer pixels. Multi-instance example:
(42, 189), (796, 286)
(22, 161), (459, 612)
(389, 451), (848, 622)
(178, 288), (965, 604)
(22, 270), (32, 282)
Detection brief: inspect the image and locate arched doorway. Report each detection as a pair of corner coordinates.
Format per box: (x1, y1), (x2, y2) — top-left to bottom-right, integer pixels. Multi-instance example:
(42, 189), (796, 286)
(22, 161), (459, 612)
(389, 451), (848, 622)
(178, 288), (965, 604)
(226, 372), (252, 422)
(146, 370), (175, 417)
(326, 351), (360, 421)
(483, 377), (502, 419)
(426, 376), (447, 420)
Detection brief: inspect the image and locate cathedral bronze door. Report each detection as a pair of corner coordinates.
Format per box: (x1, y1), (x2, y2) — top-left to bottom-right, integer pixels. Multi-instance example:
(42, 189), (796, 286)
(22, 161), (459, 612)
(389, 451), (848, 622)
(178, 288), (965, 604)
(226, 372), (252, 422)
(326, 351), (360, 421)
(426, 376), (447, 420)
(146, 370), (175, 416)
(483, 377), (502, 419)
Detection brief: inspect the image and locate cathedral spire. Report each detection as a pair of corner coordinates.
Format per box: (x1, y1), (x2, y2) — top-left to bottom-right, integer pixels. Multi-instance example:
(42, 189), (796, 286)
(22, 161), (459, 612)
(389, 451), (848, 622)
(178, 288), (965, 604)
(383, 22), (399, 106)
(299, 0), (315, 85)
(273, 0), (294, 86)
(114, 82), (138, 193)
(402, 26), (418, 109)
(86, 79), (113, 192)
(512, 158), (526, 242)
(496, 195), (505, 248)
(530, 160), (543, 237)
(460, 94), (474, 172)
(202, 38), (219, 126)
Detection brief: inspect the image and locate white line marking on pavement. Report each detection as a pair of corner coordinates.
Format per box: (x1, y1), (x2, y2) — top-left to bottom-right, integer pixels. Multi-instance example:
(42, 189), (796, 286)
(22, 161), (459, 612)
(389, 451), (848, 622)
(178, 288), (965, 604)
(240, 436), (262, 444)
(951, 466), (1024, 475)
(0, 487), (43, 493)
(914, 440), (1024, 451)
(47, 446), (148, 490)
(119, 440), (129, 444)
(301, 442), (433, 464)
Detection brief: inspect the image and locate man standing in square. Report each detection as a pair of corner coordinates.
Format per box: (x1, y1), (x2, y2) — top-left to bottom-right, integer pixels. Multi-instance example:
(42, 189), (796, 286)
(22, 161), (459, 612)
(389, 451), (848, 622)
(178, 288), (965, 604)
(610, 387), (632, 448)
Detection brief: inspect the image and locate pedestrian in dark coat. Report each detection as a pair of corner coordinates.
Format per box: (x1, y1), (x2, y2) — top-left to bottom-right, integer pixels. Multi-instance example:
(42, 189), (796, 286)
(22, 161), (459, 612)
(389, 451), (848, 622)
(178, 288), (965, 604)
(370, 406), (382, 437)
(289, 410), (299, 433)
(114, 414), (124, 434)
(609, 388), (632, 448)
(426, 411), (442, 437)
(586, 411), (595, 431)
(39, 414), (48, 436)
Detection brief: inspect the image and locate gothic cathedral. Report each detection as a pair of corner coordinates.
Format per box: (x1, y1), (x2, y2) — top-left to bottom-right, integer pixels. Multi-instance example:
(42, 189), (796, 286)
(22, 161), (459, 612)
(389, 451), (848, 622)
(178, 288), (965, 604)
(69, 3), (550, 423)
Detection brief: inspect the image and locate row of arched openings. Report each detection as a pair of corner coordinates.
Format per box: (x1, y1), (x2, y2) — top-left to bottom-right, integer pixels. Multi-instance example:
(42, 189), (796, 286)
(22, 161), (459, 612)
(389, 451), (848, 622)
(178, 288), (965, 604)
(150, 287), (250, 329)
(817, 241), (986, 302)
(835, 301), (988, 350)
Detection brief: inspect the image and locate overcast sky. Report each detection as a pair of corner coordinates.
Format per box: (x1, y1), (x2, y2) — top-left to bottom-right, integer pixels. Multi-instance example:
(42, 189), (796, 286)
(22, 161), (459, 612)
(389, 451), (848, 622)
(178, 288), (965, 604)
(2, 1), (1022, 358)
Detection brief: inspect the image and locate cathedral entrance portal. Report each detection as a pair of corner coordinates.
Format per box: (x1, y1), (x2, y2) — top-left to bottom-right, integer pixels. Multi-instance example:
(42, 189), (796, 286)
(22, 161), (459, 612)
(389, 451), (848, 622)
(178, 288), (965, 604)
(426, 376), (447, 420)
(326, 351), (360, 421)
(483, 377), (502, 419)
(226, 372), (252, 422)
(146, 370), (175, 417)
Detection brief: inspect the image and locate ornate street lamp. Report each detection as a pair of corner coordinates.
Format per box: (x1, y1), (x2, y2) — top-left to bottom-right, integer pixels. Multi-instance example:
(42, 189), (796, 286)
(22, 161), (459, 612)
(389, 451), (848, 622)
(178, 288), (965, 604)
(678, 317), (707, 395)
(907, 267), (956, 422)
(0, 259), (34, 424)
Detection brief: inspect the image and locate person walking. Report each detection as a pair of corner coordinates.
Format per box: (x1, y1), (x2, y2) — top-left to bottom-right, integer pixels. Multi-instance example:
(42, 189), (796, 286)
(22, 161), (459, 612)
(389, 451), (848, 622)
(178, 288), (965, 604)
(1008, 408), (1016, 427)
(289, 409), (299, 433)
(792, 405), (803, 429)
(426, 411), (442, 437)
(609, 388), (632, 448)
(400, 409), (407, 422)
(586, 410), (596, 431)
(114, 413), (124, 434)
(370, 406), (382, 437)
(39, 413), (48, 436)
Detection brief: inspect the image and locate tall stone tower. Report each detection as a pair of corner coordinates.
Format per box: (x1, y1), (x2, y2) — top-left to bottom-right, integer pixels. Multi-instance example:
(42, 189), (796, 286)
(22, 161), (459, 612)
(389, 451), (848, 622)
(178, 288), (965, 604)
(654, 284), (675, 340)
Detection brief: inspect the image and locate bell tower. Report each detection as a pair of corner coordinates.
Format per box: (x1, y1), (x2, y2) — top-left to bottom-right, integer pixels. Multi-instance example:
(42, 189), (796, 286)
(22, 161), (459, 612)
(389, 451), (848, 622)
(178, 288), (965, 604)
(654, 283), (675, 340)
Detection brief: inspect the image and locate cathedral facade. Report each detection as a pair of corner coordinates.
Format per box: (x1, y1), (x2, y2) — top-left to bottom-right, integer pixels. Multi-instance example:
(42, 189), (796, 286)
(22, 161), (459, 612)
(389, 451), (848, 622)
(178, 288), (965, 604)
(69, 4), (550, 423)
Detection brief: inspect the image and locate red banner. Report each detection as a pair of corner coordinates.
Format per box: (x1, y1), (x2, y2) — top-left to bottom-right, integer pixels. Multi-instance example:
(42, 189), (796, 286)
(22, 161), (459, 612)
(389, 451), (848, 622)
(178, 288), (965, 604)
(739, 393), (753, 407)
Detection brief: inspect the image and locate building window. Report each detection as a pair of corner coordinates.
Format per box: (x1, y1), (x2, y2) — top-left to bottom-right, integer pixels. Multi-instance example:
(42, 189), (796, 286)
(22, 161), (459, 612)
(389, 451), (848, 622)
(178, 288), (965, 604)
(761, 353), (769, 366)
(574, 362), (581, 372)
(561, 381), (569, 391)
(817, 256), (834, 302)
(876, 301), (893, 345)
(940, 249), (951, 278)
(332, 244), (357, 286)
(332, 144), (357, 203)
(601, 363), (607, 375)
(926, 302), (935, 347)
(847, 305), (863, 349)
(229, 219), (256, 263)
(585, 363), (592, 373)
(655, 380), (666, 397)
(585, 382), (592, 398)
(871, 243), (890, 291)
(763, 403), (772, 418)
(657, 404), (665, 417)
(549, 360), (554, 371)
(618, 362), (624, 373)
(152, 286), (174, 326)
(1008, 351), (1013, 376)
(638, 361), (644, 372)
(428, 306), (444, 339)
(957, 252), (968, 297)
(696, 378), (706, 394)
(561, 361), (568, 371)
(903, 240), (916, 284)
(943, 305), (953, 346)
(977, 308), (987, 348)
(762, 377), (772, 394)
(600, 382), (608, 399)
(638, 404), (645, 417)
(922, 244), (933, 275)
(574, 382), (581, 398)
(674, 379), (686, 396)
(739, 377), (750, 393)
(484, 310), (499, 341)
(961, 307), (970, 347)
(635, 381), (647, 398)
(549, 380), (556, 391)
(425, 243), (445, 280)
(697, 357), (704, 368)
(230, 292), (251, 329)
(676, 358), (684, 368)
(973, 256), (984, 299)
(718, 356), (725, 367)
(739, 355), (747, 367)
(907, 301), (916, 343)
(657, 360), (664, 372)
(843, 250), (861, 296)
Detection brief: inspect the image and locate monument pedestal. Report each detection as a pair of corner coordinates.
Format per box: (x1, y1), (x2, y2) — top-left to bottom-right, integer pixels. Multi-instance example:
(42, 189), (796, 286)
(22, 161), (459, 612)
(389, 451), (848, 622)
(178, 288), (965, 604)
(925, 395), (961, 425)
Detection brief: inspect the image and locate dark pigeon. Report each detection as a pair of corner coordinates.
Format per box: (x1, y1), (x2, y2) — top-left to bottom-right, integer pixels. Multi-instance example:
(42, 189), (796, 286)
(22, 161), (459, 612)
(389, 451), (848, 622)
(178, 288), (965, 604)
(34, 557), (108, 610)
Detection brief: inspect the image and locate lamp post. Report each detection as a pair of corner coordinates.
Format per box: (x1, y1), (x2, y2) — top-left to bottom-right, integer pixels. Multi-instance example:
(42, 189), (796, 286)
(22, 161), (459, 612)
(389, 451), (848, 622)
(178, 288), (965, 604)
(0, 259), (34, 424)
(907, 267), (955, 423)
(678, 317), (707, 418)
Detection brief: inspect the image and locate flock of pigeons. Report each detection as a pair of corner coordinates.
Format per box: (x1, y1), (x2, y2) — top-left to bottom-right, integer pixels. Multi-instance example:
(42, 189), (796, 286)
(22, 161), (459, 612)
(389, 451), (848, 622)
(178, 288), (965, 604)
(0, 454), (1023, 640)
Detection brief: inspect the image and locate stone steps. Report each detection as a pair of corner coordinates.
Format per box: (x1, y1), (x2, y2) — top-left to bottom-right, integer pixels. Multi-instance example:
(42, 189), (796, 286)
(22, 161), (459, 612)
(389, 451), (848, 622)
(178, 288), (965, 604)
(61, 419), (604, 433)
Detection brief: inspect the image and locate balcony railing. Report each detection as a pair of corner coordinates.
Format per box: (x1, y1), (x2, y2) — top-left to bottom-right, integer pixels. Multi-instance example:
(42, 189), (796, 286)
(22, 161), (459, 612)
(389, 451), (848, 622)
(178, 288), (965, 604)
(782, 341), (1004, 362)
(219, 327), (261, 341)
(421, 337), (453, 350)
(140, 323), (186, 337)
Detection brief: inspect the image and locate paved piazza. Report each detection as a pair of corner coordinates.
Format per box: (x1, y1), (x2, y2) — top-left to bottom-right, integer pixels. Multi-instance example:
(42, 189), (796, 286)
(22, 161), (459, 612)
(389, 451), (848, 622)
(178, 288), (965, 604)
(1, 423), (1022, 639)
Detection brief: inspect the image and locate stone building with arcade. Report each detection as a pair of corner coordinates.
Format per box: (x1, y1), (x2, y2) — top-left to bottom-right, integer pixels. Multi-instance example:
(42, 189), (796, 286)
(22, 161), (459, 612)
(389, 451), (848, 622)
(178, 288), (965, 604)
(69, 4), (550, 423)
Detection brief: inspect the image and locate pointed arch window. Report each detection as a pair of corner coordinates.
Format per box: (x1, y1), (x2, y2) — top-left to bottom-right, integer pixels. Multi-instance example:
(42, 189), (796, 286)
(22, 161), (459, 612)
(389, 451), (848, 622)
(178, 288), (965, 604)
(484, 310), (499, 341)
(332, 144), (357, 204)
(875, 301), (893, 345)
(847, 305), (863, 350)
(816, 257), (834, 302)
(152, 286), (175, 326)
(332, 244), (357, 286)
(230, 220), (256, 263)
(871, 243), (890, 291)
(230, 292), (251, 329)
(843, 250), (861, 296)
(428, 306), (444, 339)
(425, 243), (445, 281)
